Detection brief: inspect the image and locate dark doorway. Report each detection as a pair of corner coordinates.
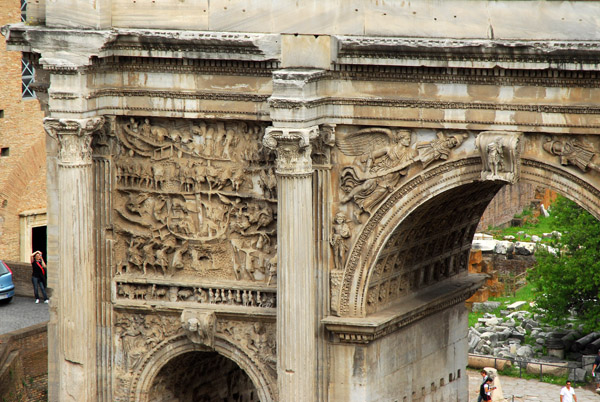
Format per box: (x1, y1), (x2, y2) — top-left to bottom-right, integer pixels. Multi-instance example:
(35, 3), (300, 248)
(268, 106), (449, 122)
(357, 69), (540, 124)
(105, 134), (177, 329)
(32, 226), (47, 260)
(149, 351), (259, 402)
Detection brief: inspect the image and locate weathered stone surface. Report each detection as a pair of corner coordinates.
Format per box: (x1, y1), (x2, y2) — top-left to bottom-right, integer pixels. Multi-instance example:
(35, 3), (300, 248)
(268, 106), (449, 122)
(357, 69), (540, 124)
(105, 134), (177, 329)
(7, 1), (600, 400)
(472, 301), (502, 313)
(507, 301), (527, 310)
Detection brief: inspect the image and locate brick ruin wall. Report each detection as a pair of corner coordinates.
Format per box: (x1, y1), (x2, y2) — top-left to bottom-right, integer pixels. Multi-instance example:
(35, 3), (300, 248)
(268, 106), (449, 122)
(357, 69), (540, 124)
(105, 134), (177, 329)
(0, 0), (47, 262)
(0, 323), (48, 401)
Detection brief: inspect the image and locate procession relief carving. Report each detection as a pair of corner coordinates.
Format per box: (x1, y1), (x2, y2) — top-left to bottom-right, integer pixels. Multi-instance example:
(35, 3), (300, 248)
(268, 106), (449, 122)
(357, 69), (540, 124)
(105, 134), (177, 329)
(112, 117), (277, 297)
(543, 137), (600, 174)
(114, 312), (276, 401)
(116, 282), (276, 308)
(476, 131), (523, 184)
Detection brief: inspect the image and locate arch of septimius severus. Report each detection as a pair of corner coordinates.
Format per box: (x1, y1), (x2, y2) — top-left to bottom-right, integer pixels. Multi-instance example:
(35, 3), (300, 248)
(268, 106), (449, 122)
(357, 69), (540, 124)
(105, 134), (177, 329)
(4, 1), (600, 401)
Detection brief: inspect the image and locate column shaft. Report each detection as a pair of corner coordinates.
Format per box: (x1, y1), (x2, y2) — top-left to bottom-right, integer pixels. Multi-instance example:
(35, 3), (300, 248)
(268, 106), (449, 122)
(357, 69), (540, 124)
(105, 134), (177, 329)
(45, 118), (102, 401)
(277, 173), (317, 400)
(264, 126), (319, 402)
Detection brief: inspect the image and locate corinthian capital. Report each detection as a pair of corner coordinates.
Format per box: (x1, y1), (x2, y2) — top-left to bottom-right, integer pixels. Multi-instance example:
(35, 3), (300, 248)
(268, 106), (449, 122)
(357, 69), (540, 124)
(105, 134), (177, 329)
(263, 126), (319, 176)
(44, 117), (104, 166)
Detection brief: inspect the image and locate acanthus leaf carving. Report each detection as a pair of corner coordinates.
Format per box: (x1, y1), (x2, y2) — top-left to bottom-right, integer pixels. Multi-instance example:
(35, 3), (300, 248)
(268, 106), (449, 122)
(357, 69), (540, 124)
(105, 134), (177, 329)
(43, 117), (105, 166)
(263, 126), (319, 176)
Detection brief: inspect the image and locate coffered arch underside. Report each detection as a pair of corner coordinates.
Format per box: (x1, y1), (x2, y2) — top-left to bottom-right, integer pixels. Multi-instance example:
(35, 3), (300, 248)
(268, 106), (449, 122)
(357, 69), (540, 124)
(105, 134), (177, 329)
(129, 334), (276, 402)
(335, 157), (600, 318)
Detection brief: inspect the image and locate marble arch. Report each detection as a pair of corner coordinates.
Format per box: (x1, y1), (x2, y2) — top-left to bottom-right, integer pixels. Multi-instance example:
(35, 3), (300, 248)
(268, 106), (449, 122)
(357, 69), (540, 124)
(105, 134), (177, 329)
(337, 153), (600, 318)
(7, 1), (600, 401)
(130, 334), (276, 402)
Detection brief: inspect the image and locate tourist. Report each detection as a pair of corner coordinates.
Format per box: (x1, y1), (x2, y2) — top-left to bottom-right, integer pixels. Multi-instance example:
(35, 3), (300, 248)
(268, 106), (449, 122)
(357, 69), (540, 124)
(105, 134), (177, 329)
(560, 380), (577, 402)
(477, 376), (496, 402)
(30, 251), (48, 304)
(477, 370), (489, 402)
(592, 350), (600, 392)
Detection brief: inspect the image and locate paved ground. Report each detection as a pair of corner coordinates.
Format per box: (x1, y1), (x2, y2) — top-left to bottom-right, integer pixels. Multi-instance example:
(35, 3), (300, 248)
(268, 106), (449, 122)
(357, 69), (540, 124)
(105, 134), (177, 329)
(0, 295), (49, 335)
(468, 369), (600, 401)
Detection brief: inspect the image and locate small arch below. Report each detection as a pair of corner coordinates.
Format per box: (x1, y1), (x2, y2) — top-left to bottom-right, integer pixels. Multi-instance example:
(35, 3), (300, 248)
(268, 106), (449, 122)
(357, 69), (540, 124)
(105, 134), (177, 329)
(148, 351), (260, 402)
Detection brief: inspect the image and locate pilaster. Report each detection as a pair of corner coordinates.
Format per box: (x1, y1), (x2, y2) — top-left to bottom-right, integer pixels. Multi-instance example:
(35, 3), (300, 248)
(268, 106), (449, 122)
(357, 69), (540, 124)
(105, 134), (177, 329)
(44, 117), (104, 402)
(263, 126), (319, 402)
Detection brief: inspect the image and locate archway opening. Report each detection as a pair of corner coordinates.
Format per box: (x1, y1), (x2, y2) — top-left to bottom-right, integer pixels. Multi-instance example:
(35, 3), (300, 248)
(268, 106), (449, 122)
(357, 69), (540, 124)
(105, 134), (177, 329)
(148, 351), (259, 402)
(365, 180), (504, 315)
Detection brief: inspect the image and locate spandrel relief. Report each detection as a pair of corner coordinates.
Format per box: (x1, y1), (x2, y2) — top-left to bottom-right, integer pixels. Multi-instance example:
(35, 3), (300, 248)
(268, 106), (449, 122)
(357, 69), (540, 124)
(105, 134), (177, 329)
(113, 117), (277, 288)
(336, 127), (468, 216)
(543, 137), (600, 174)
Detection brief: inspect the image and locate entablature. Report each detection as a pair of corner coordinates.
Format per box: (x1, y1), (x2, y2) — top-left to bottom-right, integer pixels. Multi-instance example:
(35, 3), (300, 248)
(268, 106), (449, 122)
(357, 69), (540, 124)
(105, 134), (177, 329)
(323, 274), (485, 345)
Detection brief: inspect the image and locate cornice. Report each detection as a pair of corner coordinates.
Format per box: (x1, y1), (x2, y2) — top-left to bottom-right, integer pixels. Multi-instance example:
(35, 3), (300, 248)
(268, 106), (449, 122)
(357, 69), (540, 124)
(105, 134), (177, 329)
(83, 88), (270, 103)
(270, 96), (600, 115)
(88, 57), (278, 76)
(332, 65), (600, 88)
(336, 36), (600, 70)
(323, 275), (485, 344)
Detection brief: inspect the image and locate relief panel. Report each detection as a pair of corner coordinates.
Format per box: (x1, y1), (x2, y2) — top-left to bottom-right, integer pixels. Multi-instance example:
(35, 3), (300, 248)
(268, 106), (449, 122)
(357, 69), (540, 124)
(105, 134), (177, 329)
(111, 117), (277, 305)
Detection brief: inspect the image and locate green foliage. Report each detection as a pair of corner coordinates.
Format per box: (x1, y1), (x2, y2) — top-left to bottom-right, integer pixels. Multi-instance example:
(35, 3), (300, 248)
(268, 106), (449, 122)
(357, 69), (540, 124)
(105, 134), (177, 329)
(467, 283), (534, 328)
(497, 365), (571, 385)
(528, 196), (600, 332)
(488, 208), (561, 242)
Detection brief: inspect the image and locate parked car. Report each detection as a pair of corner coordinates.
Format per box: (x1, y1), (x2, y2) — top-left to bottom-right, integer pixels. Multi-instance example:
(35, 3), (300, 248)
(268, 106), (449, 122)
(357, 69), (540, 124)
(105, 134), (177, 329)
(0, 260), (15, 304)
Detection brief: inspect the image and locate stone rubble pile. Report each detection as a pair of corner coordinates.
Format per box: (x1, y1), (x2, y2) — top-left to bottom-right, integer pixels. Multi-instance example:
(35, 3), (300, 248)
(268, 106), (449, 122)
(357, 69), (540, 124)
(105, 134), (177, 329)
(469, 301), (600, 382)
(472, 232), (559, 255)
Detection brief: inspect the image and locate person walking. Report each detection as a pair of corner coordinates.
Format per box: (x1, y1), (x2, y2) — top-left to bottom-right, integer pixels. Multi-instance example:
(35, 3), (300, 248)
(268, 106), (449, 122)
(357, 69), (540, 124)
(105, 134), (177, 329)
(30, 251), (48, 304)
(477, 370), (489, 402)
(560, 380), (577, 402)
(592, 350), (600, 393)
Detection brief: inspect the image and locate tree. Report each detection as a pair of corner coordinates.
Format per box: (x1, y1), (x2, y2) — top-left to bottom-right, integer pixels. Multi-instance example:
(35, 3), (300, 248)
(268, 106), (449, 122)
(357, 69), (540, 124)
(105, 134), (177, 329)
(529, 195), (600, 331)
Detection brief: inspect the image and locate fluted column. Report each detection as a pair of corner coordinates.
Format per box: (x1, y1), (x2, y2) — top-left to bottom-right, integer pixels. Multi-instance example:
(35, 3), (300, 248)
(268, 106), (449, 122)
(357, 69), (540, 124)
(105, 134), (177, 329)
(264, 126), (319, 402)
(44, 117), (103, 402)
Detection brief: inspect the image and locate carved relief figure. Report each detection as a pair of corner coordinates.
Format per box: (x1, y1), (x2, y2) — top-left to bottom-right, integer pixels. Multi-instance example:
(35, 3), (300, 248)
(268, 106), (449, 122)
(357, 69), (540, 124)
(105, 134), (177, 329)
(330, 212), (351, 270)
(338, 128), (417, 213)
(476, 131), (522, 183)
(416, 132), (467, 168)
(486, 139), (504, 177)
(543, 137), (600, 173)
(181, 311), (217, 348)
(113, 117), (277, 285)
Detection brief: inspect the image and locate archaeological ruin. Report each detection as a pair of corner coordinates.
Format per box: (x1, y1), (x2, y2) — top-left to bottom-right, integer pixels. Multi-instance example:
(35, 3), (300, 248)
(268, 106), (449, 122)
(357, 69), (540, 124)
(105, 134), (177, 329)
(4, 1), (600, 401)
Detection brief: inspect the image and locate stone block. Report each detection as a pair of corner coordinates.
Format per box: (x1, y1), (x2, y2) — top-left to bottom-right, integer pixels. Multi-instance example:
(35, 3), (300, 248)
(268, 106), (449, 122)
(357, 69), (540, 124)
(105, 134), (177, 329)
(568, 368), (587, 383)
(467, 356), (511, 371)
(516, 345), (534, 358)
(281, 34), (336, 69)
(467, 288), (490, 303)
(471, 301), (501, 313)
(507, 301), (527, 310)
(514, 242), (536, 256)
(526, 361), (568, 377)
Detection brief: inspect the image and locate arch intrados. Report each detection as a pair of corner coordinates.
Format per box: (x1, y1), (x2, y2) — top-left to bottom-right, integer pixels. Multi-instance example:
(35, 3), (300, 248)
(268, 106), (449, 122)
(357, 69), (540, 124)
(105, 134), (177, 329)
(131, 334), (274, 402)
(336, 157), (600, 318)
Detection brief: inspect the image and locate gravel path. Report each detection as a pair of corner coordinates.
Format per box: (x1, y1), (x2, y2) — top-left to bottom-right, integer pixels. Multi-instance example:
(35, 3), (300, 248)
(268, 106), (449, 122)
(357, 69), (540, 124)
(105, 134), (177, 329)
(468, 369), (600, 401)
(0, 295), (49, 335)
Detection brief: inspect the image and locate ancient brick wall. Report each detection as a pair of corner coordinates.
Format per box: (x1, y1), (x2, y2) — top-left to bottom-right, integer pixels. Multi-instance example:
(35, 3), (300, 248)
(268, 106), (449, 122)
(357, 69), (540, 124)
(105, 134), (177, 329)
(0, 323), (48, 401)
(477, 182), (537, 231)
(0, 0), (47, 262)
